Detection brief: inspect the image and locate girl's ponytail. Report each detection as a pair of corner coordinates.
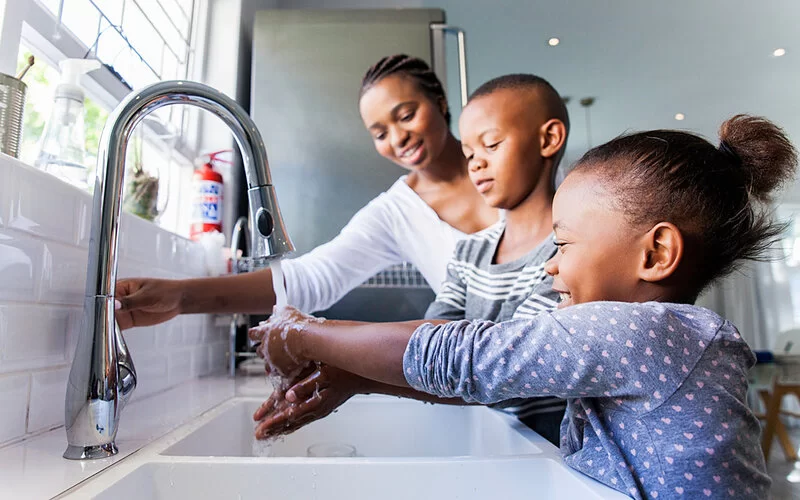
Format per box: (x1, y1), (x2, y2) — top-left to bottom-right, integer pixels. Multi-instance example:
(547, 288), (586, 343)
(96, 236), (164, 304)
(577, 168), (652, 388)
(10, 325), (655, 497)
(718, 114), (796, 203)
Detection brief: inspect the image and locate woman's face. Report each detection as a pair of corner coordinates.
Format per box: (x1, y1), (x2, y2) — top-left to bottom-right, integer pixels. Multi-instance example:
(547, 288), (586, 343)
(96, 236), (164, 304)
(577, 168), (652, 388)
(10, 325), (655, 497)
(359, 74), (450, 172)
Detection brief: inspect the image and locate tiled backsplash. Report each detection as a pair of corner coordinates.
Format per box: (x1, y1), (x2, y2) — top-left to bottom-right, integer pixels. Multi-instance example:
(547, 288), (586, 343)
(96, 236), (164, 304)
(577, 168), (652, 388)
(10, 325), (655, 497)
(0, 156), (228, 447)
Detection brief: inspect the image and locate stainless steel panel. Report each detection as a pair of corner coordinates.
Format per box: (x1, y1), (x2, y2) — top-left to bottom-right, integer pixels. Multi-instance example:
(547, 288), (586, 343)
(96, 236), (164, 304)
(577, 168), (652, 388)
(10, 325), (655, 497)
(251, 8), (445, 255)
(318, 287), (436, 322)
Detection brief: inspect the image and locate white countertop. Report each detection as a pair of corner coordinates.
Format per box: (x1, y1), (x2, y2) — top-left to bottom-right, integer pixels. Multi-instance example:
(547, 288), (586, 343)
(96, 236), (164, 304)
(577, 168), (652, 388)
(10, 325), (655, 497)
(0, 374), (273, 499)
(0, 373), (627, 500)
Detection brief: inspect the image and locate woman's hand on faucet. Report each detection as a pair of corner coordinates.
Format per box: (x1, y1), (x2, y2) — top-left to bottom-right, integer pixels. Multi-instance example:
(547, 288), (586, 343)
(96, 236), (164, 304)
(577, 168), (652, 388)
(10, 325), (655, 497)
(248, 305), (317, 378)
(115, 278), (184, 330)
(253, 364), (365, 439)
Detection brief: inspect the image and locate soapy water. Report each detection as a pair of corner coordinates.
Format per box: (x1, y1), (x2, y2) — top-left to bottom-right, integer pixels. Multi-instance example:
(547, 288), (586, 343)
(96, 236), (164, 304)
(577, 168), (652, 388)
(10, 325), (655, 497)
(252, 388), (287, 456)
(270, 259), (287, 309)
(249, 282), (335, 438)
(253, 305), (325, 380)
(252, 429), (286, 457)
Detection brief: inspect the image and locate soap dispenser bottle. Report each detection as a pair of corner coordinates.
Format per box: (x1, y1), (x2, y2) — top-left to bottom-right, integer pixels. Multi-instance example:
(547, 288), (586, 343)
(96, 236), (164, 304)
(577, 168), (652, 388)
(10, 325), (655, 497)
(35, 58), (101, 191)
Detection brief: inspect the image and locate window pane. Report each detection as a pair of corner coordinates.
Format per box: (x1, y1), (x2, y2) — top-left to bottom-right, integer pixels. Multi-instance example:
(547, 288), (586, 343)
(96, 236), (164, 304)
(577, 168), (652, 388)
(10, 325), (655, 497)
(115, 49), (159, 89)
(96, 28), (129, 69)
(175, 0), (194, 19)
(45, 0), (196, 84)
(26, 0), (199, 236)
(123, 2), (164, 75)
(135, 0), (187, 61)
(91, 0), (124, 26)
(161, 50), (178, 81)
(161, 0), (192, 38)
(62, 0), (101, 49)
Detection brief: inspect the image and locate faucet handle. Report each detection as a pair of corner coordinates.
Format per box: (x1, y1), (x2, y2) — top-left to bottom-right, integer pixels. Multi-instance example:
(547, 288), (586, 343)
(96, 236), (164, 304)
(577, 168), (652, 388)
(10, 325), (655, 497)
(114, 320), (137, 409)
(247, 185), (294, 261)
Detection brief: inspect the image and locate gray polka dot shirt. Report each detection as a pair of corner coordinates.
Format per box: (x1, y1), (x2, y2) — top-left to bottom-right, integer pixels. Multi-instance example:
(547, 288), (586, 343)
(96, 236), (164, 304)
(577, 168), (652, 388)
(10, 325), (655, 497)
(403, 301), (769, 499)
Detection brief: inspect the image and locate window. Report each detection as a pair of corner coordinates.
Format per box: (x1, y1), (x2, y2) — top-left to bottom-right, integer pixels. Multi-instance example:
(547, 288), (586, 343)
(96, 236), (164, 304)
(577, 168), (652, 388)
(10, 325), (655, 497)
(38, 0), (199, 140)
(3, 0), (206, 238)
(15, 44), (108, 171)
(775, 205), (800, 324)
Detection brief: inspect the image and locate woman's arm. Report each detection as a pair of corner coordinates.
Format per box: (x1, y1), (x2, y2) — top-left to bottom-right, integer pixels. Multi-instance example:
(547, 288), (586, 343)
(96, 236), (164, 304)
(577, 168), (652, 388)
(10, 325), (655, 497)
(281, 192), (406, 314)
(115, 270), (277, 329)
(116, 188), (407, 328)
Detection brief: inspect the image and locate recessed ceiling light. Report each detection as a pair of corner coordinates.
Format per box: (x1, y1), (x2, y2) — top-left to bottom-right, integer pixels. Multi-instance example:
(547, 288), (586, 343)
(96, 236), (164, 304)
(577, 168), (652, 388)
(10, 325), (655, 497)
(773, 48), (786, 57)
(675, 113), (685, 121)
(548, 37), (560, 47)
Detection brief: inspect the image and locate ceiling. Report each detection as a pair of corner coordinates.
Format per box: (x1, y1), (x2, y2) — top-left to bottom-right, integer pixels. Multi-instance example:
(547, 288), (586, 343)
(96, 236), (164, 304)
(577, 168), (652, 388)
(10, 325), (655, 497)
(274, 0), (800, 200)
(425, 0), (800, 195)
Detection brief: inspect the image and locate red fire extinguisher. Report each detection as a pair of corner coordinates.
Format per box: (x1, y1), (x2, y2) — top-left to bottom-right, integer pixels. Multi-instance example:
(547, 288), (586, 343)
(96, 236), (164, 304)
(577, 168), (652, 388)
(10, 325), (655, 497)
(190, 150), (232, 241)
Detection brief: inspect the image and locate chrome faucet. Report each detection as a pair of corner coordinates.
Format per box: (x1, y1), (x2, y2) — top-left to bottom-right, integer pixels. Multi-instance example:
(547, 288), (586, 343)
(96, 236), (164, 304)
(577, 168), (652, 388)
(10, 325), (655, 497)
(63, 80), (294, 460)
(228, 216), (251, 377)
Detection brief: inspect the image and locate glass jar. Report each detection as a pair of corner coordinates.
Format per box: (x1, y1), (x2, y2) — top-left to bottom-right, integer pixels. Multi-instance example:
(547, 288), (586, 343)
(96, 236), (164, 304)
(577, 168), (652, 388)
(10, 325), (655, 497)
(122, 126), (173, 222)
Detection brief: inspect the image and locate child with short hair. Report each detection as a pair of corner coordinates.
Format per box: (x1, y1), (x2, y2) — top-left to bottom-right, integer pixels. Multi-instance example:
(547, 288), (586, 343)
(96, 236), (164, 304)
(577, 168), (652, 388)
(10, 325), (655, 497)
(423, 74), (569, 444)
(252, 74), (570, 444)
(255, 114), (796, 499)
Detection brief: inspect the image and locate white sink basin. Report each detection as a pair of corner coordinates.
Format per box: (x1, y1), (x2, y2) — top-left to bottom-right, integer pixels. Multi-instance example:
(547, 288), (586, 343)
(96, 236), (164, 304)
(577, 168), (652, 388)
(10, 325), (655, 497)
(161, 397), (542, 458)
(59, 396), (628, 499)
(87, 458), (619, 500)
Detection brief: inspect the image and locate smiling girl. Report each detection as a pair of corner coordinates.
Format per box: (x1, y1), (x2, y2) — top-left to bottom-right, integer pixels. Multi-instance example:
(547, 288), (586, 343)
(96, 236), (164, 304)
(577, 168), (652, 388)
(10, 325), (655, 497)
(254, 115), (796, 499)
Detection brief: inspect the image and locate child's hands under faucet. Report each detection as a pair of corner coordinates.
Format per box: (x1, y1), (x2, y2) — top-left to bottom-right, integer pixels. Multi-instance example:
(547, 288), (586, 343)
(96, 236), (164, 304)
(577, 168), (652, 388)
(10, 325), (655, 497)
(248, 305), (320, 378)
(252, 364), (367, 439)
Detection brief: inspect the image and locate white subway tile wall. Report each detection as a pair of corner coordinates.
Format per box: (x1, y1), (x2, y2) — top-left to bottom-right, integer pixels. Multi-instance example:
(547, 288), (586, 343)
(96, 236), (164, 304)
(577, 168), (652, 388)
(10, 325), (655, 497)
(0, 229), (42, 302)
(28, 367), (70, 433)
(0, 158), (228, 447)
(0, 373), (30, 444)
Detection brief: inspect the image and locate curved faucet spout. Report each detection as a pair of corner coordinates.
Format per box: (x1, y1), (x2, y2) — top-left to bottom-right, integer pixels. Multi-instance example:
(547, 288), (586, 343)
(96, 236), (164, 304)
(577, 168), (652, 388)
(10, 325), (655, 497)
(64, 80), (294, 460)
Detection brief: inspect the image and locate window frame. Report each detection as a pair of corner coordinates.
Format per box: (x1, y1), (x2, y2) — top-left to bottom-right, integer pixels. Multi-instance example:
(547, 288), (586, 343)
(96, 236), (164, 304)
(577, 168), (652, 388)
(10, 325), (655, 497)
(0, 0), (207, 163)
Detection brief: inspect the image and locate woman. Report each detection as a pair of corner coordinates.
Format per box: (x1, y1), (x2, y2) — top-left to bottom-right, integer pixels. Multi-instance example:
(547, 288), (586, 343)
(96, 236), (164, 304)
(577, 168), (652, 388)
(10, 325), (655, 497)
(115, 54), (498, 328)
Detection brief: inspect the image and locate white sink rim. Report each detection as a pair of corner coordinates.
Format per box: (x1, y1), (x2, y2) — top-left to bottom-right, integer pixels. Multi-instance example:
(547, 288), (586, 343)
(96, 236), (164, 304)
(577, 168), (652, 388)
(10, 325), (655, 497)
(56, 396), (629, 500)
(73, 456), (632, 500)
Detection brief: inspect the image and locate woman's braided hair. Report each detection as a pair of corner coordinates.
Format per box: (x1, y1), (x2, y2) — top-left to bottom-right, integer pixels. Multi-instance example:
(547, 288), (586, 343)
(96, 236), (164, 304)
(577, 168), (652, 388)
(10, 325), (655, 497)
(360, 54), (451, 125)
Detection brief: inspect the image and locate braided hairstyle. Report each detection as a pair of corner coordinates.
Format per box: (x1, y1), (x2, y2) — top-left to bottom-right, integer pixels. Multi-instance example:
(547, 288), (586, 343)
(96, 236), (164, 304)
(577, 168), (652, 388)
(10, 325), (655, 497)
(360, 54), (451, 126)
(573, 114), (797, 298)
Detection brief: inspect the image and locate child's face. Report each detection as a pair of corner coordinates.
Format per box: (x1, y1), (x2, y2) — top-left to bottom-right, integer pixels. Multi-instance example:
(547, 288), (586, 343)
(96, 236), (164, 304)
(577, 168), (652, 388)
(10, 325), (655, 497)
(360, 74), (450, 172)
(545, 171), (647, 308)
(458, 89), (550, 209)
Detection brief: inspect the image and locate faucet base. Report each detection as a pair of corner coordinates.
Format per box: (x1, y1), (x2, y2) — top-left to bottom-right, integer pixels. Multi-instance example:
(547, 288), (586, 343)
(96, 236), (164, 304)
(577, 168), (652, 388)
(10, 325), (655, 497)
(63, 442), (118, 460)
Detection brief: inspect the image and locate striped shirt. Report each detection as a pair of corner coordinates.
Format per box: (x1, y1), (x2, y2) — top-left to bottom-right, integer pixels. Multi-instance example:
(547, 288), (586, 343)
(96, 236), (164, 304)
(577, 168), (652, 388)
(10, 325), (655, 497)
(425, 221), (566, 420)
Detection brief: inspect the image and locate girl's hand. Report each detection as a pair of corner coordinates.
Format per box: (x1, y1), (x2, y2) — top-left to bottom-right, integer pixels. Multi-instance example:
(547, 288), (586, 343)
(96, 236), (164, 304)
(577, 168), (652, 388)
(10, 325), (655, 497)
(248, 306), (320, 378)
(253, 364), (366, 439)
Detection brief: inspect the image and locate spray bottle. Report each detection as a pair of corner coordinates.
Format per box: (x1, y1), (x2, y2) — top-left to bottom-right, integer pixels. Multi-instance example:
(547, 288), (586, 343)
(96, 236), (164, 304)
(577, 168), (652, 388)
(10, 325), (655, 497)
(35, 58), (101, 191)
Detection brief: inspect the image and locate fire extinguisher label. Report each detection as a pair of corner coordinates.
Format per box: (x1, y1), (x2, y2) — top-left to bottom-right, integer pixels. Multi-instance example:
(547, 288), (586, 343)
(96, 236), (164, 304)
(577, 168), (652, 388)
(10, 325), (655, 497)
(191, 180), (223, 224)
